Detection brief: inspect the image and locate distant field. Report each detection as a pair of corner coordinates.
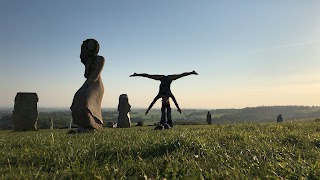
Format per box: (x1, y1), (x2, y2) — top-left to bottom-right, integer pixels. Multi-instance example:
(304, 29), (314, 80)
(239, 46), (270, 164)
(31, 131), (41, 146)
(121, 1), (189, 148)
(2, 106), (320, 130)
(1, 121), (320, 179)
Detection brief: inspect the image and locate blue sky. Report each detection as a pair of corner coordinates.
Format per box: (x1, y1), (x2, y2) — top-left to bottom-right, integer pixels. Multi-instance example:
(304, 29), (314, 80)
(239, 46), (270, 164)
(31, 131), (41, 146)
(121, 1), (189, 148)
(0, 0), (319, 109)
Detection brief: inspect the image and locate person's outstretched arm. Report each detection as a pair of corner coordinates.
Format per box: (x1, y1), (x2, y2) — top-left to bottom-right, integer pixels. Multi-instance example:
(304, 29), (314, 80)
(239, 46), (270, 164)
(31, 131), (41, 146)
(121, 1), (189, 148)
(170, 94), (181, 113)
(168, 70), (198, 81)
(145, 95), (161, 115)
(130, 73), (163, 81)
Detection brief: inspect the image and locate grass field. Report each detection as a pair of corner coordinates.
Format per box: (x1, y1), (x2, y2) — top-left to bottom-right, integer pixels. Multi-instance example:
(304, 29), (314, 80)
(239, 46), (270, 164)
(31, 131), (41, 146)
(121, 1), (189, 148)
(1, 121), (320, 179)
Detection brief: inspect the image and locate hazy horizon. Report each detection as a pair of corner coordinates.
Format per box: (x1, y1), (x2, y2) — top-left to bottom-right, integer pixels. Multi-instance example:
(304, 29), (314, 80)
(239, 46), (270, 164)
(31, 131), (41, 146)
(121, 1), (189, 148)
(1, 104), (320, 111)
(1, 1), (319, 109)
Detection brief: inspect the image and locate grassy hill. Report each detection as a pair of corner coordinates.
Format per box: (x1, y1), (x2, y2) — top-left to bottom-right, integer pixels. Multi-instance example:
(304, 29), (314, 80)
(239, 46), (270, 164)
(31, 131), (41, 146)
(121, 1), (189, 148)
(1, 121), (320, 179)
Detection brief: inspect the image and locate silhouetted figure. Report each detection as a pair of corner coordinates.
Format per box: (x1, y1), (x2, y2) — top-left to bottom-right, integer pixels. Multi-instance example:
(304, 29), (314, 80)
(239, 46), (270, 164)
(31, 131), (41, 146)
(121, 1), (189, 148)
(49, 118), (53, 130)
(206, 111), (212, 124)
(130, 71), (198, 127)
(117, 94), (131, 128)
(277, 114), (283, 123)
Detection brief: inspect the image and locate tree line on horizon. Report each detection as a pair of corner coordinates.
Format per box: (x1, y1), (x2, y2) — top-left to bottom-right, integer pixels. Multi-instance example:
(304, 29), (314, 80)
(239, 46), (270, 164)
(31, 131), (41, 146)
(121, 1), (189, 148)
(210, 105), (320, 124)
(0, 105), (320, 130)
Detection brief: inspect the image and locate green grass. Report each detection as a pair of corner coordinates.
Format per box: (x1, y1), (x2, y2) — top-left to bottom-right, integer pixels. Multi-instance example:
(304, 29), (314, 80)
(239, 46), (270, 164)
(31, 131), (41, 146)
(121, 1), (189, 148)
(1, 121), (320, 179)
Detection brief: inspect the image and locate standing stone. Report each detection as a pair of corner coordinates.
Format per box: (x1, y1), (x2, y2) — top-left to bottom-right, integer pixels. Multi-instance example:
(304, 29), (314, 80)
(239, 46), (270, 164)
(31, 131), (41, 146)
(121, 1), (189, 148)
(117, 94), (131, 128)
(206, 111), (212, 125)
(12, 92), (39, 131)
(70, 39), (105, 132)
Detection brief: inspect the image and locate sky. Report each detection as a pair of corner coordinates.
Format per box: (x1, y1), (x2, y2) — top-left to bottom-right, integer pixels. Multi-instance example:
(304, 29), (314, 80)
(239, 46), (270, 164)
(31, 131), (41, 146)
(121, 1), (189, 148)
(0, 0), (319, 109)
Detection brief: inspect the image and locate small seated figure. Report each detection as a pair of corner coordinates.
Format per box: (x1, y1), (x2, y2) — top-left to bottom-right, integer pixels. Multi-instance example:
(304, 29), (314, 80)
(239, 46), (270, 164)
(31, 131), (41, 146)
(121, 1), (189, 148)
(277, 114), (283, 123)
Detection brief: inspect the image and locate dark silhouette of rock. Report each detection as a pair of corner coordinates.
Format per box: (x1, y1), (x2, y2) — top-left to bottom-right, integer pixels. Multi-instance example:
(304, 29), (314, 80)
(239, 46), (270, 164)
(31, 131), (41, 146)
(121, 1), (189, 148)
(206, 111), (212, 124)
(277, 114), (283, 122)
(70, 39), (105, 132)
(12, 92), (38, 131)
(130, 71), (198, 127)
(117, 94), (131, 128)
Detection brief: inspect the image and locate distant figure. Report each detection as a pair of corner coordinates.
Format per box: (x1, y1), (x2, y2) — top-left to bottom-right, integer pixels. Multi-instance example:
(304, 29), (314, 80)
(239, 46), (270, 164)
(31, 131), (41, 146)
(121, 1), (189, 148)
(130, 71), (198, 127)
(69, 119), (73, 129)
(117, 94), (131, 128)
(277, 114), (283, 123)
(206, 111), (212, 124)
(12, 92), (39, 131)
(70, 39), (105, 133)
(49, 118), (53, 130)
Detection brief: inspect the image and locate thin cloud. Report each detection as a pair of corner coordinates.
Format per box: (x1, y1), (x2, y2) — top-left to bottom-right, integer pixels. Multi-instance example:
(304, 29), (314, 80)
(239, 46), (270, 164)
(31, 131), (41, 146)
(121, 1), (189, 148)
(253, 40), (320, 54)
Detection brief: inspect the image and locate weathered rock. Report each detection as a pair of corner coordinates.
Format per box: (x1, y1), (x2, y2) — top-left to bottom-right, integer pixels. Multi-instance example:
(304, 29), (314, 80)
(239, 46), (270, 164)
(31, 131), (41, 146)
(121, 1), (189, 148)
(70, 39), (105, 131)
(12, 92), (39, 131)
(117, 94), (131, 128)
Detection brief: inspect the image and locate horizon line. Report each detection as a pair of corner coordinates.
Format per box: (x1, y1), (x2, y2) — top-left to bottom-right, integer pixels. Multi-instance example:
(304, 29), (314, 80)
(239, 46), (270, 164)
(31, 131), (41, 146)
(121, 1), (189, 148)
(1, 105), (320, 110)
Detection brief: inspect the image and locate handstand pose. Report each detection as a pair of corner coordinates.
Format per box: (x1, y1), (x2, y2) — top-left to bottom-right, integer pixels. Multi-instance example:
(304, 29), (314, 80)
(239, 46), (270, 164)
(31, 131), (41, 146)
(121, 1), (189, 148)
(130, 70), (198, 127)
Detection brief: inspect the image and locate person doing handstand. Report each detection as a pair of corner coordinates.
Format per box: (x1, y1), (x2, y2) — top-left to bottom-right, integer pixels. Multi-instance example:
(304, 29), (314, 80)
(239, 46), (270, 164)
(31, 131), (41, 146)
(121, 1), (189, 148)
(130, 70), (198, 127)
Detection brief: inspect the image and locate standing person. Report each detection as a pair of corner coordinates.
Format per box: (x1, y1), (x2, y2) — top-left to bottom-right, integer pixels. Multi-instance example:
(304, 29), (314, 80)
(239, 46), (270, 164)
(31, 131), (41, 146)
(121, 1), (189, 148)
(130, 71), (198, 127)
(70, 39), (105, 133)
(206, 111), (212, 125)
